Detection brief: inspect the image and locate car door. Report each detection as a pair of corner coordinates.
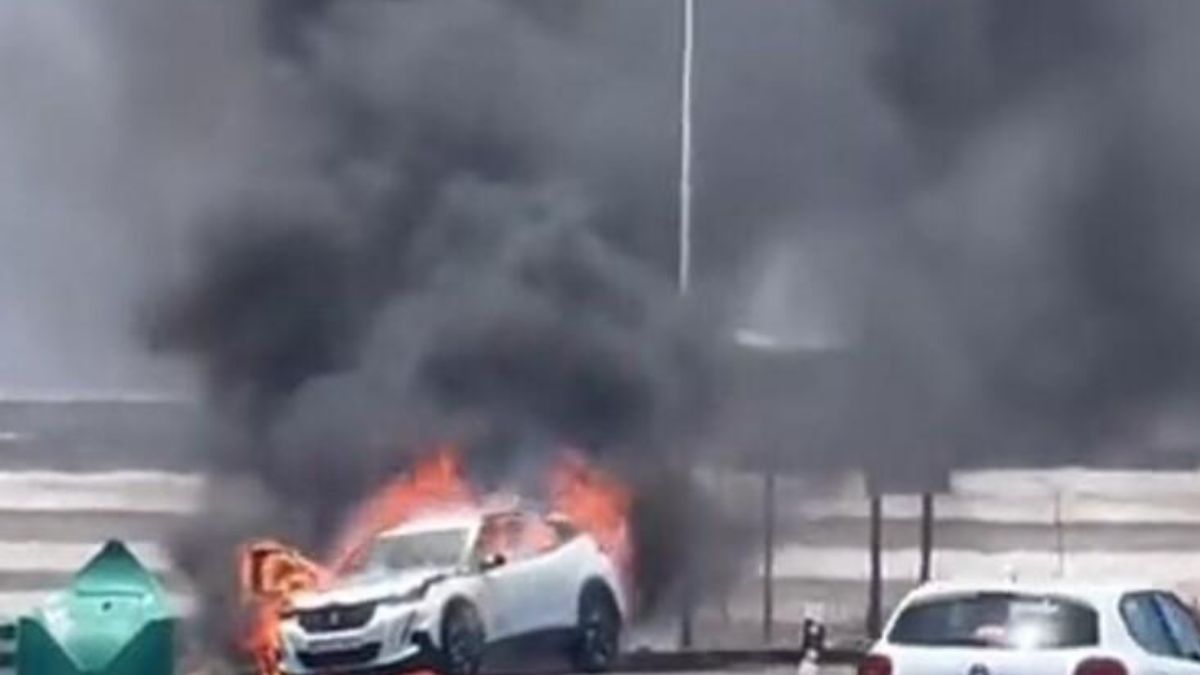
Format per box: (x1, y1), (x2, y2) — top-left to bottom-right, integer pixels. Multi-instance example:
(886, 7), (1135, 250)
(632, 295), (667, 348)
(510, 514), (577, 631)
(475, 513), (546, 639)
(473, 512), (522, 639)
(1118, 592), (1200, 674)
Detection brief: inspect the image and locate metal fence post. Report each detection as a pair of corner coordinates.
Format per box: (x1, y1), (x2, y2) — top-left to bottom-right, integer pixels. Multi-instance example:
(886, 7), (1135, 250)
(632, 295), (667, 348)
(763, 467), (776, 644)
(867, 495), (884, 639)
(919, 492), (934, 583)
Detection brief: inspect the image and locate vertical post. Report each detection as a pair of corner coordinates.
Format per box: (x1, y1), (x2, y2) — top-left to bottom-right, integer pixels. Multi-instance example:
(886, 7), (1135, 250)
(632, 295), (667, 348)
(919, 493), (934, 583)
(867, 495), (884, 639)
(763, 467), (776, 644)
(720, 470), (732, 627)
(677, 0), (696, 649)
(678, 0), (695, 294)
(678, 467), (695, 649)
(1054, 491), (1065, 577)
(679, 581), (694, 648)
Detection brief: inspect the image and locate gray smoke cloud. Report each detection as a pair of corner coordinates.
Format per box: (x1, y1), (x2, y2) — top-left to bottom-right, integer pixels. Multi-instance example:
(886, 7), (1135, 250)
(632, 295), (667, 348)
(134, 0), (726, 651)
(691, 0), (1200, 483)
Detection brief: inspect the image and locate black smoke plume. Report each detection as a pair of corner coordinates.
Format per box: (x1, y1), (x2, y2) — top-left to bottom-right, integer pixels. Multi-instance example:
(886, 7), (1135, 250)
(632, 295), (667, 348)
(105, 0), (1200, 653)
(144, 0), (725, 652)
(686, 0), (1200, 482)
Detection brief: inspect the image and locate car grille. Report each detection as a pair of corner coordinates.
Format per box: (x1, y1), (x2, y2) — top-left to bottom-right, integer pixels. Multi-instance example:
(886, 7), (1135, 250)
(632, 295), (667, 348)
(297, 642), (382, 670)
(297, 601), (376, 633)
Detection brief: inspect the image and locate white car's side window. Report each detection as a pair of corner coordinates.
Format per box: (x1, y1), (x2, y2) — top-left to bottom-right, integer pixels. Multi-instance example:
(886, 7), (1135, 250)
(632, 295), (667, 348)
(475, 514), (521, 564)
(1155, 593), (1200, 661)
(500, 514), (544, 563)
(1121, 592), (1182, 658)
(475, 512), (566, 567)
(521, 515), (564, 556)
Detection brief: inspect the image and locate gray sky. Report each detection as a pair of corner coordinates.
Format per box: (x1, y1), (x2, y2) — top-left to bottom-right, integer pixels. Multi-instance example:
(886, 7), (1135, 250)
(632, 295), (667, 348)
(0, 1), (293, 392)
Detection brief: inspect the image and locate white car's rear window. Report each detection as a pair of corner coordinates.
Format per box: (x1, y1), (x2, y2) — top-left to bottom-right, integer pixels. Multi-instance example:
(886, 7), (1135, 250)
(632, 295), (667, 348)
(888, 592), (1099, 649)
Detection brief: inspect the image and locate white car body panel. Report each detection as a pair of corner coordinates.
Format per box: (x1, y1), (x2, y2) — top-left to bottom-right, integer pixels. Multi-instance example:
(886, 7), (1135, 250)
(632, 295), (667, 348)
(867, 580), (1200, 675)
(483, 535), (598, 636)
(278, 508), (624, 674)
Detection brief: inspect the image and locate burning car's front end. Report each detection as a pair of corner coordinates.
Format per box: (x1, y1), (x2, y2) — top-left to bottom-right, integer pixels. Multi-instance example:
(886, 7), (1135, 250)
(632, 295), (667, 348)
(280, 588), (441, 674)
(277, 520), (478, 674)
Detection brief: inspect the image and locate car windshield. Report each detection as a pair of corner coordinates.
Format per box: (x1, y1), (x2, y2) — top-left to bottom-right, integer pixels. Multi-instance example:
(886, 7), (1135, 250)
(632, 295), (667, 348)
(888, 592), (1099, 649)
(347, 528), (469, 574)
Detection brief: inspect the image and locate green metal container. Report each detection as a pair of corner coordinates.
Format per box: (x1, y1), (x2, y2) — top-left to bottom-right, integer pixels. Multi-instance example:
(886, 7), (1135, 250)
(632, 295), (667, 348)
(16, 540), (177, 675)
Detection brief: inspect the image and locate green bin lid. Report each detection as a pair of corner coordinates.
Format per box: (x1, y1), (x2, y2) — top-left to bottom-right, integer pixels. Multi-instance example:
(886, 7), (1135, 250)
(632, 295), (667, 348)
(26, 540), (174, 673)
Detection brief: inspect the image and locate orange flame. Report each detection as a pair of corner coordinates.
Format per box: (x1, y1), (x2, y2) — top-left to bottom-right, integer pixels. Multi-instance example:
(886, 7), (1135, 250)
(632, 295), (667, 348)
(549, 451), (634, 598)
(327, 445), (476, 573)
(238, 540), (326, 675)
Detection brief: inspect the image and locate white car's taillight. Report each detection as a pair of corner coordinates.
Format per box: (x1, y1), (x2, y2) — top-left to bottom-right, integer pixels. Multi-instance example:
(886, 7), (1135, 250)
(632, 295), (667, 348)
(857, 653), (892, 675)
(1074, 657), (1128, 675)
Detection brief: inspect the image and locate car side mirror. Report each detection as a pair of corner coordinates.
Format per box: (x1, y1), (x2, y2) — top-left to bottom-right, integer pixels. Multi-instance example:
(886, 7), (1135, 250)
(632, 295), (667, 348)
(481, 553), (507, 571)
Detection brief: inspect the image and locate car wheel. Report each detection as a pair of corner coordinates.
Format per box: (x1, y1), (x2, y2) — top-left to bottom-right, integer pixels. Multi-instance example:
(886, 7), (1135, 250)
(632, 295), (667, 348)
(571, 583), (621, 673)
(439, 600), (485, 675)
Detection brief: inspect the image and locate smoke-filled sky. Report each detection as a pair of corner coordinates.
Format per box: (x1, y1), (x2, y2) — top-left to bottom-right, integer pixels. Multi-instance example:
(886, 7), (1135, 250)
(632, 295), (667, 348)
(8, 0), (1200, 470)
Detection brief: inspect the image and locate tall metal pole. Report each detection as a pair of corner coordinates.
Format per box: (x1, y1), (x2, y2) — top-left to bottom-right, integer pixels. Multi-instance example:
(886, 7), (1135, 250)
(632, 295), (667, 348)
(677, 0), (697, 649)
(678, 0), (695, 294)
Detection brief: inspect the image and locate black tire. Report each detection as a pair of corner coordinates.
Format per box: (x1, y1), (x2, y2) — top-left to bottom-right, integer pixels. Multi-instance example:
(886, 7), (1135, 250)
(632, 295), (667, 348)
(570, 583), (621, 673)
(439, 600), (485, 675)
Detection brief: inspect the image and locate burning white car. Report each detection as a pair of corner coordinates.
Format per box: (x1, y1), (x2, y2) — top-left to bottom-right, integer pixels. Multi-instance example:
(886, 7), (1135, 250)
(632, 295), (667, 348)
(278, 506), (626, 675)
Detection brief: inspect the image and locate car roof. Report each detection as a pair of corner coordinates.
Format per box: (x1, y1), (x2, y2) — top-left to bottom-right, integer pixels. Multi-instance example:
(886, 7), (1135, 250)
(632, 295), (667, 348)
(378, 510), (483, 537)
(375, 501), (541, 538)
(903, 578), (1164, 604)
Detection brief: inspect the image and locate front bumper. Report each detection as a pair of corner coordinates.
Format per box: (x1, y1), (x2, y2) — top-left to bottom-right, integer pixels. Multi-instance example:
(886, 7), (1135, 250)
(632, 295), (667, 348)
(280, 603), (439, 674)
(281, 636), (439, 675)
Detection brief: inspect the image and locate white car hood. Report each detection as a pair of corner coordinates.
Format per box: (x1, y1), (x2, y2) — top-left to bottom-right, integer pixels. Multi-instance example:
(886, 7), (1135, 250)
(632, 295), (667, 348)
(292, 567), (453, 609)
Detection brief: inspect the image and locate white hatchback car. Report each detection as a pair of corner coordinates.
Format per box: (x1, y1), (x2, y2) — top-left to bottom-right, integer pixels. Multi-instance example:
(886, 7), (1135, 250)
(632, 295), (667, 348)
(860, 580), (1200, 675)
(278, 507), (626, 675)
